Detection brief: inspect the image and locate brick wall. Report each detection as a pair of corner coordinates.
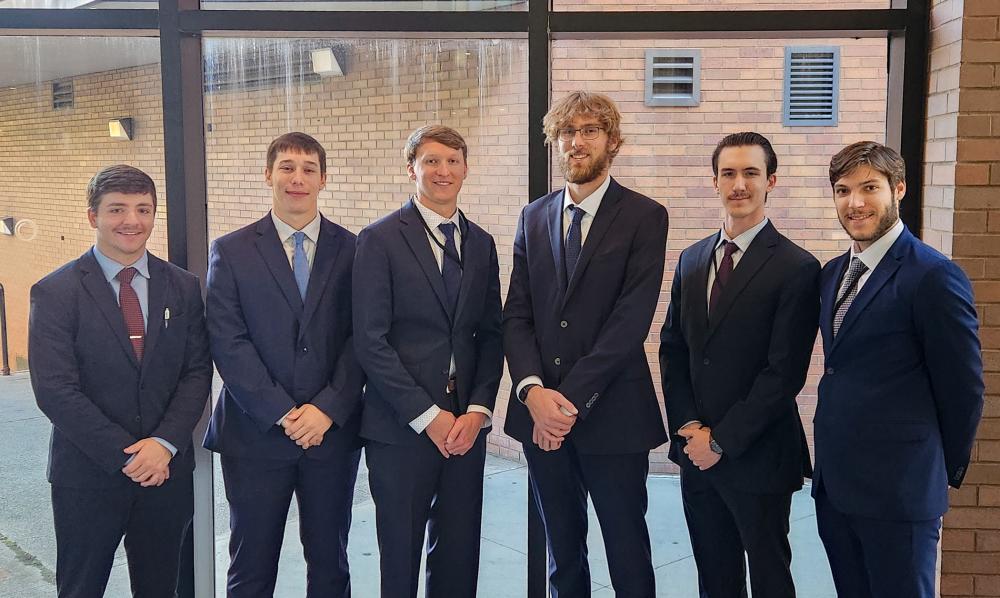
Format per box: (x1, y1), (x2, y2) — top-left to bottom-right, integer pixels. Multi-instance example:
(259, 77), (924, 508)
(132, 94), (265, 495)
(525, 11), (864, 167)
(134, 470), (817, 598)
(934, 0), (1000, 595)
(553, 36), (888, 471)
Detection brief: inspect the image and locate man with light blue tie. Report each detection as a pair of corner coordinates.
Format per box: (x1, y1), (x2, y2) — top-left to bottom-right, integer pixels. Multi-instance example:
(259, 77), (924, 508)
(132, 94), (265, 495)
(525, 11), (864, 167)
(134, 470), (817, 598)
(353, 125), (503, 598)
(30, 164), (212, 597)
(204, 132), (366, 597)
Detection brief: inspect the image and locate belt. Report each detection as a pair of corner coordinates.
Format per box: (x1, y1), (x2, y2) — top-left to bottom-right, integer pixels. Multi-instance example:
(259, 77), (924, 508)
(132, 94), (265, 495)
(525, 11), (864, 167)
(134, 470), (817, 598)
(445, 376), (457, 395)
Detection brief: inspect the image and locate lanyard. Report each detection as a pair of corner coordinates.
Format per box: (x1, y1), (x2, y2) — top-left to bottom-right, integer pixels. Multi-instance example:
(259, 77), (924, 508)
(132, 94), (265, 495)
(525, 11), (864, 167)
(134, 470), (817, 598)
(410, 196), (466, 269)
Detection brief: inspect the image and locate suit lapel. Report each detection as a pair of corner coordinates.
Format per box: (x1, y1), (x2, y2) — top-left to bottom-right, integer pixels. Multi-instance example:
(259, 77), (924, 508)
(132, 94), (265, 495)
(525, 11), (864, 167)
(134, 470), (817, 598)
(706, 222), (777, 341)
(687, 234), (717, 350)
(79, 251), (139, 369)
(820, 253), (847, 356)
(140, 255), (168, 373)
(300, 217), (340, 334)
(830, 230), (909, 352)
(400, 199), (453, 323)
(546, 191), (567, 294)
(254, 215), (304, 319)
(454, 215), (483, 324)
(564, 178), (624, 305)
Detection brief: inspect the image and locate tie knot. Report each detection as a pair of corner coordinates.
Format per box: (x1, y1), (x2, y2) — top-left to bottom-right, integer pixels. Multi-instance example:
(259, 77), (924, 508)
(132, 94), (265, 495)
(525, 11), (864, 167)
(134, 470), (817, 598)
(722, 240), (739, 257)
(848, 256), (867, 275)
(116, 266), (137, 284)
(568, 205), (585, 224)
(293, 231), (306, 248)
(438, 222), (456, 239)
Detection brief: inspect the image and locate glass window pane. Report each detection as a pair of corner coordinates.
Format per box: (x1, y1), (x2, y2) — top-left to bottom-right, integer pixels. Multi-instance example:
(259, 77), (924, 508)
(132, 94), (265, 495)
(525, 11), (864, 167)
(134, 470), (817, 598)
(552, 35), (887, 594)
(203, 36), (528, 596)
(200, 0), (526, 11)
(0, 35), (164, 596)
(555, 0), (887, 10)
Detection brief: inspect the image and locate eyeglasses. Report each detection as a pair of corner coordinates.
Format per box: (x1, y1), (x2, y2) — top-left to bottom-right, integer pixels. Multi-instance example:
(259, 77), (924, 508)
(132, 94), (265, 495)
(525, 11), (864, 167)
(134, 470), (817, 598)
(556, 125), (605, 141)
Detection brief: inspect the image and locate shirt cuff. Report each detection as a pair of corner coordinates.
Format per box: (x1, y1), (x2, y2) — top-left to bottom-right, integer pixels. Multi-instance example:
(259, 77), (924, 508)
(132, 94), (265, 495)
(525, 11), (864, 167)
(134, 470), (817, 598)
(467, 405), (493, 428)
(410, 404), (442, 434)
(277, 407), (296, 426)
(152, 437), (178, 457)
(515, 375), (544, 401)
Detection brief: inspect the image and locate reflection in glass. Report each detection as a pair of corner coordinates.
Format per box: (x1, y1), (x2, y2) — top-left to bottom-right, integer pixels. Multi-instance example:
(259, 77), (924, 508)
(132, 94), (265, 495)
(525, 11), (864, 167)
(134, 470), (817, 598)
(200, 0), (526, 11)
(554, 0), (887, 10)
(202, 36), (528, 596)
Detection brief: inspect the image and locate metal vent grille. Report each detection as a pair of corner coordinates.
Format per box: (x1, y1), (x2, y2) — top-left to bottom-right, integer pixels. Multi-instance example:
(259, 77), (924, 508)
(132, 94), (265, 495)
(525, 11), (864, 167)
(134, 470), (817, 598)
(52, 80), (74, 110)
(783, 46), (840, 126)
(645, 49), (700, 107)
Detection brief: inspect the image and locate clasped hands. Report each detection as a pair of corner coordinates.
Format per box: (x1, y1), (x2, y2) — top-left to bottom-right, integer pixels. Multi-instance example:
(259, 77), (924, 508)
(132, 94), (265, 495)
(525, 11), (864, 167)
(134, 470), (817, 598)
(282, 404), (333, 450)
(526, 387), (578, 452)
(678, 423), (721, 471)
(122, 438), (172, 487)
(426, 411), (487, 458)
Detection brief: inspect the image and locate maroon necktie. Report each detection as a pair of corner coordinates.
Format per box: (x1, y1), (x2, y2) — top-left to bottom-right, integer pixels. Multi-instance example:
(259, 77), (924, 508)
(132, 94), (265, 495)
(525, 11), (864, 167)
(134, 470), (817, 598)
(116, 267), (144, 360)
(709, 240), (739, 315)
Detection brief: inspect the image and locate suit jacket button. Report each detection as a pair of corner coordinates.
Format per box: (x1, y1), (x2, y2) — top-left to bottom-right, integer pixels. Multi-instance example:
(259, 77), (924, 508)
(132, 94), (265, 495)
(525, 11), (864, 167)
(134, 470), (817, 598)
(560, 320), (568, 328)
(826, 367), (834, 375)
(554, 357), (561, 366)
(134, 416), (141, 422)
(301, 347), (308, 353)
(703, 358), (710, 366)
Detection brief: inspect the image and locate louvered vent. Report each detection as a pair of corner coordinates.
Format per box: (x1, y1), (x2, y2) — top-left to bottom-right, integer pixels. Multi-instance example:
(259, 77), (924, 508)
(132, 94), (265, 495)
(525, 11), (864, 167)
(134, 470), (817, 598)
(52, 80), (74, 110)
(783, 46), (840, 126)
(645, 49), (700, 107)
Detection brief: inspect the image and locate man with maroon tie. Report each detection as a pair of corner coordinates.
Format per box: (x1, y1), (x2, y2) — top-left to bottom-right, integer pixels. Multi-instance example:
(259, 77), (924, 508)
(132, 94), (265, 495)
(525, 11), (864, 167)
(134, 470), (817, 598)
(29, 164), (212, 597)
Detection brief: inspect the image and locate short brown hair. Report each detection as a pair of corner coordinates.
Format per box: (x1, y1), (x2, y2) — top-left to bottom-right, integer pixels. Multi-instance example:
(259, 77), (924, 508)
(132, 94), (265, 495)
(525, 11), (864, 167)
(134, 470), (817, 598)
(266, 132), (327, 176)
(712, 132), (778, 177)
(829, 141), (905, 189)
(404, 125), (468, 165)
(542, 91), (624, 159)
(87, 164), (157, 212)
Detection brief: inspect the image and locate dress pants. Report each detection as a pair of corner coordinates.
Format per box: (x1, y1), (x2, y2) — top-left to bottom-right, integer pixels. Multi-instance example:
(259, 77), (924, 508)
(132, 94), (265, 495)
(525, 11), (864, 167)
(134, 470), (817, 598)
(366, 431), (487, 598)
(523, 441), (654, 598)
(51, 471), (193, 598)
(679, 466), (795, 598)
(221, 449), (361, 598)
(815, 485), (939, 598)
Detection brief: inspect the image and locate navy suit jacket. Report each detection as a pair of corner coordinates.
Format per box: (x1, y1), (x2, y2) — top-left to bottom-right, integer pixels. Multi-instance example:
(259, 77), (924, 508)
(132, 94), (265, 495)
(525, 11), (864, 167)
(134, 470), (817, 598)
(29, 249), (212, 488)
(814, 226), (984, 521)
(503, 178), (669, 454)
(660, 222), (819, 494)
(203, 213), (365, 460)
(352, 199), (503, 445)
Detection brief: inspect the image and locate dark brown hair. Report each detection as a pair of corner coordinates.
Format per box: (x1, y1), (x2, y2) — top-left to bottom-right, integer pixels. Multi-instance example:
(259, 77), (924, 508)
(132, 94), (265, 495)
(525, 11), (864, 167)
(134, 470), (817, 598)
(266, 132), (327, 176)
(87, 164), (157, 211)
(711, 132), (778, 177)
(829, 141), (905, 189)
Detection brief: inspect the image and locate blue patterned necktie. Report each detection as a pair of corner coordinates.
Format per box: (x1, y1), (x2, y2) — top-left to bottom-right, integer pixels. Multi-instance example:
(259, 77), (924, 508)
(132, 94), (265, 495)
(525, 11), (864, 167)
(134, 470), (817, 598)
(438, 222), (462, 317)
(833, 256), (868, 337)
(564, 205), (585, 280)
(292, 231), (310, 300)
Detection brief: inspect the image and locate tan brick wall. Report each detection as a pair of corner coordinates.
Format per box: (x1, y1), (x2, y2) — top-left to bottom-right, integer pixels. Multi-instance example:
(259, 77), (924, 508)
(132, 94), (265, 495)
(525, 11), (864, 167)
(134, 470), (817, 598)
(0, 63), (167, 374)
(553, 36), (888, 471)
(935, 0), (1000, 595)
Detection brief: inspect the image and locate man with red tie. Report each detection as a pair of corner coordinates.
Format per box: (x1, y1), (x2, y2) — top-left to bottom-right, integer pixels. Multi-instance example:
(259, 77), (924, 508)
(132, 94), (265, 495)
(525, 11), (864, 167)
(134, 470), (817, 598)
(29, 164), (212, 597)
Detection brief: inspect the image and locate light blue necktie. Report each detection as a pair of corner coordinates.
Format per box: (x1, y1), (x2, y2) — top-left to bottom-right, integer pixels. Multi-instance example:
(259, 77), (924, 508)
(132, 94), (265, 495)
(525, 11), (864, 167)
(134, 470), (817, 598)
(292, 231), (309, 300)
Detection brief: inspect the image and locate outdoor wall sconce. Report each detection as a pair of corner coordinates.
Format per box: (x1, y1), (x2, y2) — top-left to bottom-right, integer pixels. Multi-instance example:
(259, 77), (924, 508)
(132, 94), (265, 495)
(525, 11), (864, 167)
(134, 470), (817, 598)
(108, 117), (134, 140)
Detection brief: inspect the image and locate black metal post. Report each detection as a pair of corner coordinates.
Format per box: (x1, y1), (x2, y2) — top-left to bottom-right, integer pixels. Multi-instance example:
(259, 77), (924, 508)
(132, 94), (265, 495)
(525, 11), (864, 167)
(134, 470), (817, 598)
(0, 283), (10, 376)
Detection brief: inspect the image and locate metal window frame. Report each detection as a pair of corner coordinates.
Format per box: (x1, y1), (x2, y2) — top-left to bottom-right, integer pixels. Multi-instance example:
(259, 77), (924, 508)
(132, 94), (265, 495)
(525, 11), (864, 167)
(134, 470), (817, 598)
(645, 48), (701, 107)
(0, 2), (928, 597)
(783, 44), (840, 127)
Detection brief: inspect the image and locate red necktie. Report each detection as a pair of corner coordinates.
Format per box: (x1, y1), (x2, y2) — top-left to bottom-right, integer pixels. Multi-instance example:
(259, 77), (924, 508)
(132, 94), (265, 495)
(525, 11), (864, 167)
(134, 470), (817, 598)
(116, 267), (144, 360)
(709, 240), (739, 315)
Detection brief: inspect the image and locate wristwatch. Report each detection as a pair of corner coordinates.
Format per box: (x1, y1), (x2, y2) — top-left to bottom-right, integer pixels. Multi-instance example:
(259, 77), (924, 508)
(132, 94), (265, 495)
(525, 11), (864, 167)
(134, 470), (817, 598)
(518, 384), (540, 404)
(709, 436), (724, 455)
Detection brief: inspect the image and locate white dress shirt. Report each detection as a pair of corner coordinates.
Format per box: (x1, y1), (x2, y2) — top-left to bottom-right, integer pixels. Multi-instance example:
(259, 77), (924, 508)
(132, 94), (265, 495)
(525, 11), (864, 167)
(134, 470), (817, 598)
(514, 174), (613, 402)
(409, 197), (493, 434)
(705, 217), (770, 309)
(845, 218), (904, 295)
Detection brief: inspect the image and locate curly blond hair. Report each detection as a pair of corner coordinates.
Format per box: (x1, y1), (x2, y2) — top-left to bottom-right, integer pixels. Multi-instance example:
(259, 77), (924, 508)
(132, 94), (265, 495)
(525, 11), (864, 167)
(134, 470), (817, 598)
(542, 91), (624, 159)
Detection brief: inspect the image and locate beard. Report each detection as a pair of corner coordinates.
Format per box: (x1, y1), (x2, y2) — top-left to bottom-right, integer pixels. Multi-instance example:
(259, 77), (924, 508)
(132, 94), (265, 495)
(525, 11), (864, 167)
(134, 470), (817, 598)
(557, 148), (612, 185)
(840, 193), (900, 244)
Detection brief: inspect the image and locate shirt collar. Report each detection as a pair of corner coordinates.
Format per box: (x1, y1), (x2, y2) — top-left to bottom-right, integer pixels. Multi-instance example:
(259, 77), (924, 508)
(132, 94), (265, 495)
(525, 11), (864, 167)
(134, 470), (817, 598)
(271, 211), (321, 244)
(413, 196), (461, 232)
(92, 245), (150, 283)
(562, 174), (611, 218)
(851, 218), (904, 272)
(715, 217), (770, 254)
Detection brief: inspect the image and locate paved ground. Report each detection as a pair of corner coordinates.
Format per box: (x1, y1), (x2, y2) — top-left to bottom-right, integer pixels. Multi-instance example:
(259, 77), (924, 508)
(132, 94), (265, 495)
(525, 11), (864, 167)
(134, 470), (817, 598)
(0, 371), (836, 597)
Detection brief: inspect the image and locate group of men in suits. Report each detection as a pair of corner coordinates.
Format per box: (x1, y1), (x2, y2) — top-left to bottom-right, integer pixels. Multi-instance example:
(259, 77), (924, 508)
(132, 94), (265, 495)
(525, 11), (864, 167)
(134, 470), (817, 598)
(28, 89), (983, 598)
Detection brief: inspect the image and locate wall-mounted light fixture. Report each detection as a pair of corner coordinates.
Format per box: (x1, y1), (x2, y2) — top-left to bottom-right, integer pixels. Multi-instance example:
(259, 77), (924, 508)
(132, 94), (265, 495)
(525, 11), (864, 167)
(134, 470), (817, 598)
(0, 217), (14, 236)
(311, 48), (345, 77)
(109, 117), (134, 140)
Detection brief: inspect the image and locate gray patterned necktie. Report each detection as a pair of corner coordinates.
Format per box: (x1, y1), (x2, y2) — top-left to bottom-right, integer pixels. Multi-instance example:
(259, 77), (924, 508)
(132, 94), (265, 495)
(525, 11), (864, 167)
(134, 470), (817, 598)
(833, 257), (868, 337)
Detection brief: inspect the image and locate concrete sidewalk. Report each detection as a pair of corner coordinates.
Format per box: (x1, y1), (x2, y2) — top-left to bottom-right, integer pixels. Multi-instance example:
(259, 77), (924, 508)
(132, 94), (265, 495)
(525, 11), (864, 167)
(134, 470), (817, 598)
(1, 371), (836, 597)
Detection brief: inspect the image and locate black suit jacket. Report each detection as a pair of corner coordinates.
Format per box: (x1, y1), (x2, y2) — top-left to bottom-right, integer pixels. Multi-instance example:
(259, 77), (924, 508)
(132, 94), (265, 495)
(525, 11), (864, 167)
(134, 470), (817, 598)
(29, 249), (213, 488)
(203, 213), (365, 460)
(503, 178), (668, 454)
(352, 199), (504, 445)
(660, 221), (819, 494)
